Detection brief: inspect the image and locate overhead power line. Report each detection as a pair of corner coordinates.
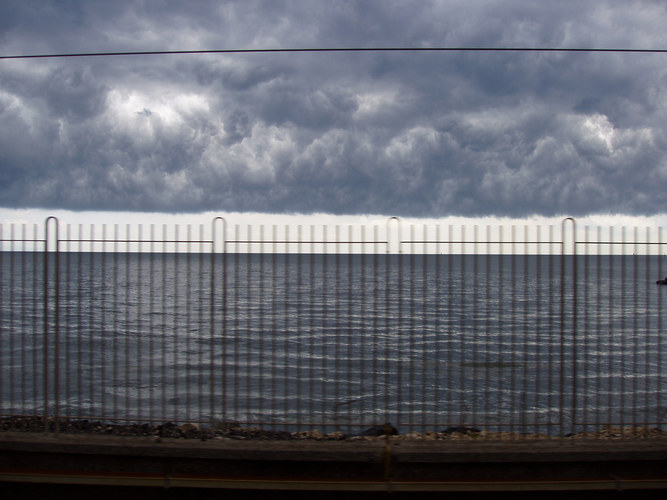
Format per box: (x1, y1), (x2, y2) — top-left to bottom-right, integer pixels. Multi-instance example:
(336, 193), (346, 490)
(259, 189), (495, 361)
(2, 46), (667, 60)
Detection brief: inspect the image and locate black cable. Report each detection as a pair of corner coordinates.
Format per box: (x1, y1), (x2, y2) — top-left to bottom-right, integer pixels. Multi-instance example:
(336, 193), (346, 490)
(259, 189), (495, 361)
(2, 46), (667, 60)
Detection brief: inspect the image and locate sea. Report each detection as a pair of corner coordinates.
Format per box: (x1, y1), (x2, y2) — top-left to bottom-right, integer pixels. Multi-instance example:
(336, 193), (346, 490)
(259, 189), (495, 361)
(1, 251), (666, 435)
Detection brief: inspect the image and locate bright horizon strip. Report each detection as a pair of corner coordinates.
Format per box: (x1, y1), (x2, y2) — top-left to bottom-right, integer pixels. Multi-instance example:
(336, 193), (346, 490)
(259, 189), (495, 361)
(1, 208), (666, 255)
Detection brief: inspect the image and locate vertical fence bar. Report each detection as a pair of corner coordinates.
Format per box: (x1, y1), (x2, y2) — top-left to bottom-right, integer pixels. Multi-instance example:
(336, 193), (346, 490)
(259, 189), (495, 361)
(43, 216), (58, 432)
(332, 225), (340, 428)
(137, 225), (144, 423)
(594, 225), (602, 435)
(642, 226), (650, 433)
(572, 219), (579, 435)
(530, 225), (538, 436)
(309, 225), (315, 429)
(607, 226), (614, 431)
(361, 225), (368, 429)
(582, 225), (590, 432)
(259, 224), (266, 429)
(29, 225), (37, 416)
(6, 224), (19, 416)
(406, 224), (415, 430)
(32, 225), (40, 421)
(371, 225), (379, 428)
(197, 224), (205, 424)
(434, 225), (442, 429)
(535, 225), (543, 436)
(420, 224), (428, 431)
(497, 226), (504, 437)
(232, 225), (240, 423)
(458, 225), (465, 430)
(0, 224), (3, 418)
(546, 225), (555, 436)
(270, 224), (277, 429)
(18, 226), (24, 415)
(620, 226), (627, 432)
(222, 219), (229, 426)
(471, 225), (479, 432)
(322, 225), (330, 428)
(346, 225), (353, 430)
(54, 220), (61, 433)
(149, 224), (156, 424)
(8, 225), (14, 414)
(509, 225), (516, 437)
(294, 229), (301, 428)
(84, 225), (92, 420)
(122, 224), (129, 421)
(173, 224), (180, 422)
(484, 225), (491, 433)
(632, 226), (639, 432)
(245, 225), (252, 426)
(446, 224), (453, 429)
(296, 224), (303, 430)
(211, 217), (225, 426)
(659, 227), (664, 432)
(184, 224), (192, 422)
(17, 225), (24, 415)
(558, 222), (565, 438)
(385, 217), (399, 426)
(111, 224), (118, 422)
(283, 225), (290, 429)
(521, 225), (528, 437)
(347, 230), (355, 429)
(160, 224), (167, 423)
(395, 225), (403, 430)
(100, 225), (107, 421)
(561, 217), (577, 436)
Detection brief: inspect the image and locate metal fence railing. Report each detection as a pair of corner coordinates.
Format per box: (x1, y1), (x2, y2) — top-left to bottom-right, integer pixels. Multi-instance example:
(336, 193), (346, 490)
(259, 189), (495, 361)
(0, 217), (665, 439)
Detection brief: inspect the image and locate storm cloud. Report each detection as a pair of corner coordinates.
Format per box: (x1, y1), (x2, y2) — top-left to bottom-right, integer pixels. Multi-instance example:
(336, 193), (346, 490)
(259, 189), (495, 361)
(1, 0), (667, 217)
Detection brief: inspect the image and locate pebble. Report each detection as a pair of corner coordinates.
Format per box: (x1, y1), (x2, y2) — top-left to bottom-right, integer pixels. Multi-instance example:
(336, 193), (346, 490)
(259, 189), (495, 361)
(1, 415), (664, 442)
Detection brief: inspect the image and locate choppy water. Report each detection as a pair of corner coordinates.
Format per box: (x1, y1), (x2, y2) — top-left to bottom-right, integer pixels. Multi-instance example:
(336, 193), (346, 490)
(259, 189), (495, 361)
(1, 252), (666, 434)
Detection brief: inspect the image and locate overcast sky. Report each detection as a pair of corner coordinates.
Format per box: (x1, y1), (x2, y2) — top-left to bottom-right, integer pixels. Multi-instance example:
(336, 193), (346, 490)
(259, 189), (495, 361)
(1, 0), (667, 222)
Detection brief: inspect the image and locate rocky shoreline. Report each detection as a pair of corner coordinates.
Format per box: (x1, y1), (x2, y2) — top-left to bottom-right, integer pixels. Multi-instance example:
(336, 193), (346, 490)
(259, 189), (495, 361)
(1, 415), (664, 441)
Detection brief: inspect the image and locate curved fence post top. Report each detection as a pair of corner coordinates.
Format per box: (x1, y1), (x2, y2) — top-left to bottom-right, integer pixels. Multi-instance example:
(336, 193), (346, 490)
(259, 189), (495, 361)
(561, 217), (577, 255)
(45, 216), (59, 252)
(211, 216), (227, 253)
(386, 216), (400, 254)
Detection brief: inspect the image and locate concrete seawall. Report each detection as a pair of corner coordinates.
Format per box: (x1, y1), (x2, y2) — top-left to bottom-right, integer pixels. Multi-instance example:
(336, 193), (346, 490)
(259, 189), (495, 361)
(2, 432), (667, 497)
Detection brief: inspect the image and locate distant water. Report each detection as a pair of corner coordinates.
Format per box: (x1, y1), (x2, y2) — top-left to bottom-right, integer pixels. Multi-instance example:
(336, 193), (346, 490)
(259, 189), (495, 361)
(1, 252), (666, 435)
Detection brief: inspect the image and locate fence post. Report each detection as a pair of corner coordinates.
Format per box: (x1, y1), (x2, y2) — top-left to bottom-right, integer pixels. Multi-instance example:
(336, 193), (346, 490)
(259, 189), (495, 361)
(211, 217), (226, 425)
(561, 217), (577, 436)
(384, 218), (400, 426)
(386, 217), (400, 255)
(43, 216), (59, 433)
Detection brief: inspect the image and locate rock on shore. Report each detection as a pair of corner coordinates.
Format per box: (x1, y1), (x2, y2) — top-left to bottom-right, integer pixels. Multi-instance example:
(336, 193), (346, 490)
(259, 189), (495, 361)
(1, 416), (664, 441)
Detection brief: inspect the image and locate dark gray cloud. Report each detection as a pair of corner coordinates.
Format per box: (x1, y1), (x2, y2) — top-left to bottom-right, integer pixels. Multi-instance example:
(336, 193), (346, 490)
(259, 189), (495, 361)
(1, 0), (667, 217)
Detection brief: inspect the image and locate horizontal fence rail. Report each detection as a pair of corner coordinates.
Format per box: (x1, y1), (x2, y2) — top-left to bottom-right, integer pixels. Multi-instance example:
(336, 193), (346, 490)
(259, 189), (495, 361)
(0, 217), (666, 439)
